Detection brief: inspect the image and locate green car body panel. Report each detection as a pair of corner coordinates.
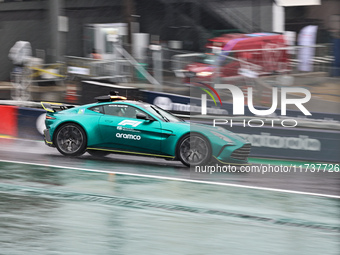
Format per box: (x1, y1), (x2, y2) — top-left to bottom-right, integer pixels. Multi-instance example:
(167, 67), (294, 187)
(44, 100), (251, 164)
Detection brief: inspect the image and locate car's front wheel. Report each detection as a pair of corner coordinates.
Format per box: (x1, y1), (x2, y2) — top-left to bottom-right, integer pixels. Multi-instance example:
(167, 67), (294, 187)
(54, 123), (87, 157)
(177, 134), (211, 167)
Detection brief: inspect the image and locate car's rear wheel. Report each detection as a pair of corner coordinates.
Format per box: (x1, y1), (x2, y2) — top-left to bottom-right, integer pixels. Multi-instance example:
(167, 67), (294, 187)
(54, 123), (87, 157)
(87, 149), (110, 158)
(177, 134), (211, 167)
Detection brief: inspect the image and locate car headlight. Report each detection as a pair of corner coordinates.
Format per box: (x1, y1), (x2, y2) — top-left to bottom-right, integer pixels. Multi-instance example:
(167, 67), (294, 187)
(196, 71), (213, 77)
(211, 131), (235, 144)
(215, 127), (245, 141)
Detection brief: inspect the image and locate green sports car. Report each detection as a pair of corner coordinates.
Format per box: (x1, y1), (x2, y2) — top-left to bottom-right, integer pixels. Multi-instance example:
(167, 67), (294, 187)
(42, 96), (251, 167)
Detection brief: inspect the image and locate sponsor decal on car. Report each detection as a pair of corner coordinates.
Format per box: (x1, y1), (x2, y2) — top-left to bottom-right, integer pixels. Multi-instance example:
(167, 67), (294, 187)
(116, 133), (141, 140)
(117, 126), (141, 133)
(118, 120), (142, 127)
(78, 109), (85, 114)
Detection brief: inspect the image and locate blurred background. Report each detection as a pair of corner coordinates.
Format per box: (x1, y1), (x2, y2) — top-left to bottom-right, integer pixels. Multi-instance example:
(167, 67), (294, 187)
(0, 0), (339, 103)
(0, 0), (339, 254)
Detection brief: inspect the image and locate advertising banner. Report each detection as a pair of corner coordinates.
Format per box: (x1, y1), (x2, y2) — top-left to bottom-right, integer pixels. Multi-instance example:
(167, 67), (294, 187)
(144, 90), (340, 163)
(215, 123), (340, 163)
(144, 90), (340, 122)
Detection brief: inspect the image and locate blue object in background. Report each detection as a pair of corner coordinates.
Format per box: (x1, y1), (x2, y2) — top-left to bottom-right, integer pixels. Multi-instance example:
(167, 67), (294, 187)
(332, 38), (340, 77)
(17, 107), (45, 140)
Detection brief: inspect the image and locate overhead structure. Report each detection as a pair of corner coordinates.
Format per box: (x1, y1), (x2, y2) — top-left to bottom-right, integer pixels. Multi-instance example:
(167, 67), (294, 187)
(275, 0), (321, 6)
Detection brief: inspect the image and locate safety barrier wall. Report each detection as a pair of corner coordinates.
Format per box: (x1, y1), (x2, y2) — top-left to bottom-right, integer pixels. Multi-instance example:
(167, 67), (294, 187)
(218, 124), (340, 163)
(143, 91), (340, 163)
(1, 94), (339, 162)
(0, 105), (45, 140)
(17, 107), (45, 140)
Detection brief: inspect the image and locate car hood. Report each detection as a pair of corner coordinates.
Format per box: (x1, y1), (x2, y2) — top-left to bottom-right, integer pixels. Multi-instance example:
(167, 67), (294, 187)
(173, 122), (248, 143)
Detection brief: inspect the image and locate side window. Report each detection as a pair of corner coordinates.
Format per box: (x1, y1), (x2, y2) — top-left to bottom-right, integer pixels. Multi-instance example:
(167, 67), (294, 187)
(102, 104), (125, 116)
(88, 106), (104, 114)
(102, 104), (145, 119)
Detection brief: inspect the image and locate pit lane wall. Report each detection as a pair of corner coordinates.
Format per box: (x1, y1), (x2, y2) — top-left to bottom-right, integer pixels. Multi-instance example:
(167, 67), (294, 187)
(0, 98), (339, 163)
(0, 105), (45, 140)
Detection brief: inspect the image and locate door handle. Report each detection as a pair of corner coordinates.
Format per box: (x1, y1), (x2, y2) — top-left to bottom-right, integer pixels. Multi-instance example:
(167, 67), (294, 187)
(105, 120), (113, 123)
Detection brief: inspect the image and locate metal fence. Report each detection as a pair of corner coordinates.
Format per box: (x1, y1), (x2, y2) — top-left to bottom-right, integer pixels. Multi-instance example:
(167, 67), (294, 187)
(65, 56), (133, 83)
(170, 44), (333, 75)
(7, 43), (338, 108)
(60, 44), (338, 90)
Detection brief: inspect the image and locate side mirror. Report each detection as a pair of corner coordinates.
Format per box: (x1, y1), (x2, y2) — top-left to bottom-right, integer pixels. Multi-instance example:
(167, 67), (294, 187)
(136, 113), (147, 120)
(136, 112), (155, 121)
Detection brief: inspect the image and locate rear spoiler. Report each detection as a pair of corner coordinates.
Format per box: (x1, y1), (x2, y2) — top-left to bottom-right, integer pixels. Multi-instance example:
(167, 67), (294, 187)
(41, 101), (75, 113)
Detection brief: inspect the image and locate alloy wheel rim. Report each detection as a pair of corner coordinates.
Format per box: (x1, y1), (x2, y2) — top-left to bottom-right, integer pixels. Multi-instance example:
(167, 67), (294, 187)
(179, 136), (209, 165)
(57, 125), (84, 154)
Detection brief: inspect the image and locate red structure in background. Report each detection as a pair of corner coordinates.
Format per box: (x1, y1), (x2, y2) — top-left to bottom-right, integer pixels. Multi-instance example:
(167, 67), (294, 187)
(183, 33), (289, 83)
(0, 105), (18, 137)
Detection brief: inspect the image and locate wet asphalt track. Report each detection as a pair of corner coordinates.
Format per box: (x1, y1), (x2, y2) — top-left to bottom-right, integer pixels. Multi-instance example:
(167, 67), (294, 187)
(0, 138), (339, 254)
(0, 138), (339, 196)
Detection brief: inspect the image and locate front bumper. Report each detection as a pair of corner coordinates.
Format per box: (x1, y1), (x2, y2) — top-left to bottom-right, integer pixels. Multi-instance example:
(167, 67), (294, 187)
(215, 143), (251, 164)
(44, 129), (54, 147)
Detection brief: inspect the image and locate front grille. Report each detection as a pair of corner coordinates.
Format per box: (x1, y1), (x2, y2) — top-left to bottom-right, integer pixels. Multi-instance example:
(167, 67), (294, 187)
(231, 144), (251, 161)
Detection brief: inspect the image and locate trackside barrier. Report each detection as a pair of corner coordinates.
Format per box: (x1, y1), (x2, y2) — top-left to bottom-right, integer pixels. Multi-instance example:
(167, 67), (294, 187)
(143, 90), (340, 163)
(143, 90), (340, 121)
(219, 124), (340, 163)
(0, 105), (45, 140)
(1, 96), (339, 162)
(17, 108), (45, 140)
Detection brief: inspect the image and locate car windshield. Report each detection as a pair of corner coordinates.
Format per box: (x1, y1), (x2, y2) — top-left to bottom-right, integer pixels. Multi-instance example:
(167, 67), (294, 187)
(143, 104), (184, 123)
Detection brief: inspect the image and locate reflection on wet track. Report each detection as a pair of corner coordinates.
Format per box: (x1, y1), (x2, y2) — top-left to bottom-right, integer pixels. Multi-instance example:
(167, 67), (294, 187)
(0, 138), (339, 254)
(0, 138), (339, 196)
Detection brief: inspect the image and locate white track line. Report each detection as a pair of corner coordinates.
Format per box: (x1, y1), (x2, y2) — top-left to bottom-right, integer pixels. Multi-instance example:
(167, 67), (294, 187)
(0, 159), (339, 199)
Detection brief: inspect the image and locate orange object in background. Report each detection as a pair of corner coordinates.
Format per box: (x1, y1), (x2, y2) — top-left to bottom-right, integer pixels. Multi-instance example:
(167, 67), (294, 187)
(65, 84), (78, 103)
(0, 105), (18, 137)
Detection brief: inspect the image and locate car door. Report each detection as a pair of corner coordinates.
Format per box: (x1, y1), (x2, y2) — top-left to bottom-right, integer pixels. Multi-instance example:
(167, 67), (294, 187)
(98, 103), (163, 154)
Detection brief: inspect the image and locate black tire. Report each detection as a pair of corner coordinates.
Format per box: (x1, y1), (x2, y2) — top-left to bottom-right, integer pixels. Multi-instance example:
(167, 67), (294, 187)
(54, 123), (87, 157)
(87, 149), (110, 158)
(177, 133), (212, 167)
